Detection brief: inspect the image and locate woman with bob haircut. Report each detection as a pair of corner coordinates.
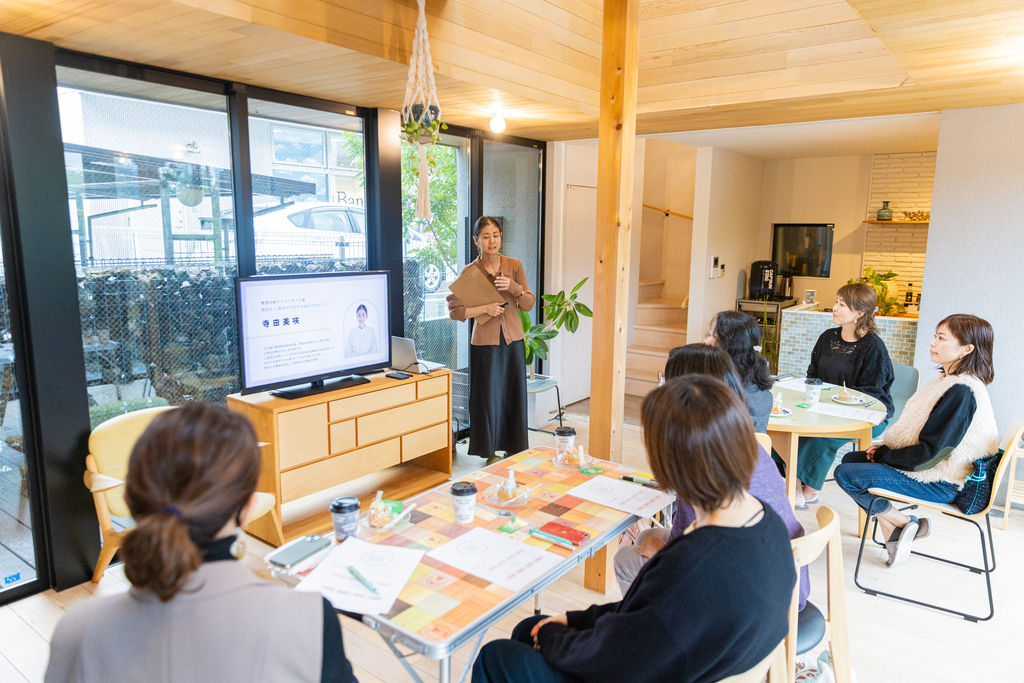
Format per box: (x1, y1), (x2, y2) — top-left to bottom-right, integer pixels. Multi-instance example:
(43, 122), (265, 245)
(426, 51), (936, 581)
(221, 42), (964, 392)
(791, 282), (895, 507)
(835, 314), (998, 568)
(471, 376), (795, 683)
(613, 344), (809, 611)
(46, 403), (356, 683)
(704, 310), (775, 432)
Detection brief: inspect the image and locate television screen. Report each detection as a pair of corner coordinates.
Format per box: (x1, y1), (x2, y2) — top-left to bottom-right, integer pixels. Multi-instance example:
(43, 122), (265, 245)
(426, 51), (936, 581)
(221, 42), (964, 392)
(236, 271), (390, 395)
(772, 223), (834, 278)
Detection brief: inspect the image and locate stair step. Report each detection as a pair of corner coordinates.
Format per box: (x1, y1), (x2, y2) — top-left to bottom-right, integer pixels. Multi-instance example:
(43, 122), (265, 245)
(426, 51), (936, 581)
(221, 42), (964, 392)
(638, 279), (665, 302)
(628, 344), (670, 357)
(637, 297), (685, 309)
(634, 322), (688, 349)
(626, 376), (658, 397)
(638, 301), (687, 325)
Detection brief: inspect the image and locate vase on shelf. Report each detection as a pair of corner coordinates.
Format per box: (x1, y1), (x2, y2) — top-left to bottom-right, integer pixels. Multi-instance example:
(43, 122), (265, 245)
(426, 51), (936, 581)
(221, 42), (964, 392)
(876, 201), (893, 221)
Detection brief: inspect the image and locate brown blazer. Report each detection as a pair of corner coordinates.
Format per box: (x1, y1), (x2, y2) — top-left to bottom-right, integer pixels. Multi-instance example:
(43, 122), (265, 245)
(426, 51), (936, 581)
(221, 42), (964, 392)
(45, 561), (324, 683)
(446, 255), (536, 346)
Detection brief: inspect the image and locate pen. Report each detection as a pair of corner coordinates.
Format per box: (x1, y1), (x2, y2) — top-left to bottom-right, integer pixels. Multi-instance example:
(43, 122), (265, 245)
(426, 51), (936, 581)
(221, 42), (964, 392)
(622, 475), (660, 488)
(864, 399), (878, 408)
(347, 565), (379, 594)
(529, 528), (575, 549)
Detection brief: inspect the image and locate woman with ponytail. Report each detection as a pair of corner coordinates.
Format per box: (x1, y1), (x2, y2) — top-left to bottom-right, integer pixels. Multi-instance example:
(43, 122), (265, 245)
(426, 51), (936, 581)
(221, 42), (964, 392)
(46, 403), (357, 683)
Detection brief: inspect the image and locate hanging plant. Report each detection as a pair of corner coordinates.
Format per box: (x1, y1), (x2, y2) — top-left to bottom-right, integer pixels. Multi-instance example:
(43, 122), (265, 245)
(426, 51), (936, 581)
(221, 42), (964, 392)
(402, 0), (445, 220)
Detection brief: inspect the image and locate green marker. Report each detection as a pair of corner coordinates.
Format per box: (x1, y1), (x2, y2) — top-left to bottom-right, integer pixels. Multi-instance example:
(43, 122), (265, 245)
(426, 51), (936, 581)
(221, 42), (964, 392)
(347, 565), (379, 594)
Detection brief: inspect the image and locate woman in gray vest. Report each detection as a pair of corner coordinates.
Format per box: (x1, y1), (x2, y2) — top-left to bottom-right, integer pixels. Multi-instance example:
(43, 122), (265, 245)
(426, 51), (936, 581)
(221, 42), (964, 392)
(45, 403), (356, 683)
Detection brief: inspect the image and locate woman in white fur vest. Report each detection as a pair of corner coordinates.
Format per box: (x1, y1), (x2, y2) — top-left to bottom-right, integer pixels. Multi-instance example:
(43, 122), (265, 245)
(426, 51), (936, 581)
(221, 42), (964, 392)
(834, 314), (997, 569)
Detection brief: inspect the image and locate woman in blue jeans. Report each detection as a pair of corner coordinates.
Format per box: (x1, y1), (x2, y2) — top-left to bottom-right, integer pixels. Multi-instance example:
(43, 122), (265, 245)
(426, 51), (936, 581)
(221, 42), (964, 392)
(834, 314), (998, 568)
(472, 376), (795, 683)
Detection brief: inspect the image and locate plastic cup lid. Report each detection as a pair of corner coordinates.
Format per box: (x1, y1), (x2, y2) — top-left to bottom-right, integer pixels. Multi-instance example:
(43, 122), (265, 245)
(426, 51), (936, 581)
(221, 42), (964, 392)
(329, 496), (360, 513)
(450, 481), (478, 496)
(554, 426), (576, 437)
(804, 378), (823, 385)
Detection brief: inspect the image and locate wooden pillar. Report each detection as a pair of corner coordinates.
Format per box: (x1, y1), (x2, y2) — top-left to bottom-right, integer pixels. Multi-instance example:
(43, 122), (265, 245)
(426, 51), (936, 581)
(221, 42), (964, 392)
(588, 0), (640, 464)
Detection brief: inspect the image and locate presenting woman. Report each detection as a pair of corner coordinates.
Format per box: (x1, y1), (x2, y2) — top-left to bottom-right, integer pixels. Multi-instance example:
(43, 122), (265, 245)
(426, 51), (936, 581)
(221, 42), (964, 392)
(46, 403), (356, 683)
(792, 283), (895, 507)
(834, 314), (997, 568)
(704, 310), (774, 432)
(447, 217), (535, 463)
(472, 376), (795, 683)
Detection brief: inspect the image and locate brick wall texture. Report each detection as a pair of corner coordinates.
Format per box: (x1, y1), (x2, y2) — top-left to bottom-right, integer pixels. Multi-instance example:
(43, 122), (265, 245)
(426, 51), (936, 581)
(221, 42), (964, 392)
(863, 152), (937, 305)
(778, 310), (919, 378)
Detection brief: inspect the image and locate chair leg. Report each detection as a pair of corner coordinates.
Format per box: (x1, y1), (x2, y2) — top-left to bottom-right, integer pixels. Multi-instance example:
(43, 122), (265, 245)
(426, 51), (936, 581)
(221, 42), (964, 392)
(91, 540), (120, 583)
(1002, 457), (1018, 531)
(555, 385), (563, 428)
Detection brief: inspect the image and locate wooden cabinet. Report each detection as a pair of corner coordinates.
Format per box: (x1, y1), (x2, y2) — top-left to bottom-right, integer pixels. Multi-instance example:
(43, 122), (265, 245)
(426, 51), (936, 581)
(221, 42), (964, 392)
(227, 370), (452, 546)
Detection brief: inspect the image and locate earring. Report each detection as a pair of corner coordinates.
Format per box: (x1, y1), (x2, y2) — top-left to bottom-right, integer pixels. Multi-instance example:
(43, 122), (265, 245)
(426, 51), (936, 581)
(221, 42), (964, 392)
(230, 528), (246, 560)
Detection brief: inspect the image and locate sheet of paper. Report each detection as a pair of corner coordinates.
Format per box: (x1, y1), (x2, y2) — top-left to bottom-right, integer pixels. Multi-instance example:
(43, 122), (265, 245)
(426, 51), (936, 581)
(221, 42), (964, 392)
(447, 265), (505, 324)
(295, 537), (424, 615)
(774, 377), (839, 393)
(565, 476), (675, 518)
(806, 402), (886, 425)
(426, 527), (561, 592)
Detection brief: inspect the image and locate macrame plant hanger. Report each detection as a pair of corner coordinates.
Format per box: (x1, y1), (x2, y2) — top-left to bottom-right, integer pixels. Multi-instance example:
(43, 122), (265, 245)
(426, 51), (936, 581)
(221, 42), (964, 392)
(402, 0), (442, 221)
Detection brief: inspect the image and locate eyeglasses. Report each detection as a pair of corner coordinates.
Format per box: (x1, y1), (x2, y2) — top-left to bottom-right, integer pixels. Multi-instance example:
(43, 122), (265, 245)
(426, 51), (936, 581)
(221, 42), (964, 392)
(704, 330), (715, 340)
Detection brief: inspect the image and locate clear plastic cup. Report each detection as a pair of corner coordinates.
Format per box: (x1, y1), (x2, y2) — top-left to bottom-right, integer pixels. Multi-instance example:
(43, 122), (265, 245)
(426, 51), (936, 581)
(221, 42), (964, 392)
(450, 481), (478, 524)
(804, 378), (823, 403)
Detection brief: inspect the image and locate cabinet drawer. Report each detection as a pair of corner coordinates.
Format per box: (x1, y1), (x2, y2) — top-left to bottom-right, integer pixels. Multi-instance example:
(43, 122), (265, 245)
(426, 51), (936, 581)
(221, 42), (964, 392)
(329, 419), (356, 455)
(329, 384), (415, 422)
(357, 395), (448, 445)
(281, 438), (401, 503)
(402, 422), (449, 462)
(279, 404), (328, 470)
(417, 375), (448, 400)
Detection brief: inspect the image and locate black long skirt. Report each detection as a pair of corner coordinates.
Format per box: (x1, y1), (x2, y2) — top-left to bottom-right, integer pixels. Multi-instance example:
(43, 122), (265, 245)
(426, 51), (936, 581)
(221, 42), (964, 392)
(468, 330), (529, 459)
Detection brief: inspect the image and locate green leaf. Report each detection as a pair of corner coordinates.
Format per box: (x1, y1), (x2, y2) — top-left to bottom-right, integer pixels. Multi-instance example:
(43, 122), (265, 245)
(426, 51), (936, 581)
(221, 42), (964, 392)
(570, 277), (588, 295)
(555, 290), (566, 305)
(535, 329), (558, 341)
(534, 344), (549, 361)
(524, 347), (535, 365)
(576, 303), (593, 318)
(566, 310), (579, 334)
(519, 310), (531, 333)
(541, 294), (558, 303)
(534, 338), (549, 354)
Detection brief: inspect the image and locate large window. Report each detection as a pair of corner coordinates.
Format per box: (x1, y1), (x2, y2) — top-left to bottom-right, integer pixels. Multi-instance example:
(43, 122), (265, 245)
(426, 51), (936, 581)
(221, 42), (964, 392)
(57, 68), (240, 426)
(401, 134), (472, 430)
(248, 100), (366, 274)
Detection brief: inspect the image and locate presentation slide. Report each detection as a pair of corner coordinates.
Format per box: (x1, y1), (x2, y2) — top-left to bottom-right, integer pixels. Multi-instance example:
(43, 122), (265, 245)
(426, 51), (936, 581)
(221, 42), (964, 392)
(239, 272), (389, 390)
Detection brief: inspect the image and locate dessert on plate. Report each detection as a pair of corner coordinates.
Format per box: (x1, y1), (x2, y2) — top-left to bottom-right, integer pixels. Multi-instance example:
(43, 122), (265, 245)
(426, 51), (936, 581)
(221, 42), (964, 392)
(837, 383), (853, 402)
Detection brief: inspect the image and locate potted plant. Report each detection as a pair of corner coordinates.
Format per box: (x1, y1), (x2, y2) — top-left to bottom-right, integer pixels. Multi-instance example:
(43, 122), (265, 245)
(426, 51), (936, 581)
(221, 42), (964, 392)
(848, 267), (904, 316)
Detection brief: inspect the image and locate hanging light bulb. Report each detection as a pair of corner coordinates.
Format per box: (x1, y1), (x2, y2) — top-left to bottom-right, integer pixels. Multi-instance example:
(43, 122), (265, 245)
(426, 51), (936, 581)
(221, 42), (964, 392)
(489, 113), (506, 134)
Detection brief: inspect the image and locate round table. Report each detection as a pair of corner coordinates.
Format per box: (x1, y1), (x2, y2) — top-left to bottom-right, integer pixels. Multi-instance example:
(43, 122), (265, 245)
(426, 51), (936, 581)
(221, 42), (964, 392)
(767, 382), (888, 506)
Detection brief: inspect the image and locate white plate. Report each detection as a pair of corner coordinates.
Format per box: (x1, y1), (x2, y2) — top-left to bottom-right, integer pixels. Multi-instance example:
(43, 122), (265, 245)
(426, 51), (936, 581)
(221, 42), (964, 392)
(832, 394), (866, 405)
(769, 407), (793, 418)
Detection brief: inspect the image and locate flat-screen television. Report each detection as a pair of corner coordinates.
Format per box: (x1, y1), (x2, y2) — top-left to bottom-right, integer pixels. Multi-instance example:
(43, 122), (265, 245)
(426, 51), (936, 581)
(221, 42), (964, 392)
(236, 271), (390, 398)
(772, 223), (835, 278)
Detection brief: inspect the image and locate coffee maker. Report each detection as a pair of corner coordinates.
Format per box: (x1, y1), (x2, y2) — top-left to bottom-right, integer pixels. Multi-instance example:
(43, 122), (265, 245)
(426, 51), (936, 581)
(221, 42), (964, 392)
(749, 261), (776, 300)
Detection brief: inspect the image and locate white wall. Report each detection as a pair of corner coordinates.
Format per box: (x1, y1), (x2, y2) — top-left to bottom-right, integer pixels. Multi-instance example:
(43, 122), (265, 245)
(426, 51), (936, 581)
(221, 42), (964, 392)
(916, 104), (1024, 439)
(759, 156), (873, 308)
(640, 139), (696, 299)
(688, 147), (765, 342)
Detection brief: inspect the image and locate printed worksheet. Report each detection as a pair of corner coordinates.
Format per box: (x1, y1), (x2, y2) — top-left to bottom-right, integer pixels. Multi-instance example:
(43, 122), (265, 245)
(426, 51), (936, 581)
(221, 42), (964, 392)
(774, 377), (839, 393)
(807, 402), (886, 425)
(565, 476), (675, 518)
(426, 527), (561, 591)
(296, 537), (423, 615)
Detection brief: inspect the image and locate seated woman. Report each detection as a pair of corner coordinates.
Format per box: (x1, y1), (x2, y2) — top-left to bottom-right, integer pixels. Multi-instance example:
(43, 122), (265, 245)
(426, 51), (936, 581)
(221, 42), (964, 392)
(704, 310), (775, 432)
(46, 404), (357, 683)
(472, 376), (796, 683)
(834, 314), (998, 568)
(792, 283), (895, 507)
(614, 344), (809, 609)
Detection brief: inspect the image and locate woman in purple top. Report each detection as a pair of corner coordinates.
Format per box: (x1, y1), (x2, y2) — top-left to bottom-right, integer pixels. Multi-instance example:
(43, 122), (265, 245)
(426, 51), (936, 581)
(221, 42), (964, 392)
(613, 344), (810, 610)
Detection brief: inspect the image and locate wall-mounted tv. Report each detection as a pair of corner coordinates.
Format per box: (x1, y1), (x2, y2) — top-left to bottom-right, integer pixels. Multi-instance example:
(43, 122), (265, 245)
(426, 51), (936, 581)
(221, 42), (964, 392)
(236, 270), (391, 398)
(771, 223), (835, 278)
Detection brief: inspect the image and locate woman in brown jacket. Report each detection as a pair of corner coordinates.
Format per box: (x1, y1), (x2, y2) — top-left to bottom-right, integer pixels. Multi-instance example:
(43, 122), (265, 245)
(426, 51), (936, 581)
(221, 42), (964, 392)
(447, 217), (535, 462)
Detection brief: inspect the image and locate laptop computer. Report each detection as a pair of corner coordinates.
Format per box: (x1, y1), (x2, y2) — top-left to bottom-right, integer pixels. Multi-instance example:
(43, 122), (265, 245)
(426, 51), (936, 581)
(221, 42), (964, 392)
(391, 336), (445, 374)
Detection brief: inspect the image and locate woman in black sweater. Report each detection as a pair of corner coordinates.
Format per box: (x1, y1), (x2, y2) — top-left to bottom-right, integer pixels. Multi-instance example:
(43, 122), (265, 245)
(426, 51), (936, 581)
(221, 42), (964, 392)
(471, 376), (796, 683)
(704, 310), (774, 432)
(792, 283), (894, 507)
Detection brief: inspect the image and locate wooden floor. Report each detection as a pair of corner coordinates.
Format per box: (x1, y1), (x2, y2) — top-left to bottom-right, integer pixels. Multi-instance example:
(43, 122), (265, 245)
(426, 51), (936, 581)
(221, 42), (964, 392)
(3, 416), (1024, 682)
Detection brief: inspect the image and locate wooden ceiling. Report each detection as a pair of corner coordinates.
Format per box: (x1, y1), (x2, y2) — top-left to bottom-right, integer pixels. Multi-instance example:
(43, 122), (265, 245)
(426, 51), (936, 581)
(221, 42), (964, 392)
(3, 0), (1024, 140)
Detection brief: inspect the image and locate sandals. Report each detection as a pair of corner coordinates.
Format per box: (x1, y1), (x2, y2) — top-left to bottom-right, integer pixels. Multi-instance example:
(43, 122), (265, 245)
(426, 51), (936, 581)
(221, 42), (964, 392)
(887, 517), (920, 568)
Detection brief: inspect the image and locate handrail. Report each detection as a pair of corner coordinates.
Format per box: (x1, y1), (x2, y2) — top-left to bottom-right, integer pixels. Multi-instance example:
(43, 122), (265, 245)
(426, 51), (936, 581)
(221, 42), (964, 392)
(642, 204), (693, 221)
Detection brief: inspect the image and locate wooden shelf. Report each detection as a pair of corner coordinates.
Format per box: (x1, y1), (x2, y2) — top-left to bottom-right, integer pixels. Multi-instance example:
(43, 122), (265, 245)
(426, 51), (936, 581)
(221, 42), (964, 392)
(862, 220), (930, 224)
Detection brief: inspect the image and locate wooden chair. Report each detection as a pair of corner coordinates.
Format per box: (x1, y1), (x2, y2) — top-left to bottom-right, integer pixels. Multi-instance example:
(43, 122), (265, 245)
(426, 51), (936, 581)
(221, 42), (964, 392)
(85, 406), (280, 582)
(999, 418), (1024, 530)
(785, 506), (851, 683)
(755, 432), (773, 455)
(854, 423), (1023, 622)
(716, 639), (786, 683)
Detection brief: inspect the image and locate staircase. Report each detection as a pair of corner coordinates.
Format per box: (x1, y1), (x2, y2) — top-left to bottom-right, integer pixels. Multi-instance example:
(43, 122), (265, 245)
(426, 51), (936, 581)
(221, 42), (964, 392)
(626, 279), (687, 397)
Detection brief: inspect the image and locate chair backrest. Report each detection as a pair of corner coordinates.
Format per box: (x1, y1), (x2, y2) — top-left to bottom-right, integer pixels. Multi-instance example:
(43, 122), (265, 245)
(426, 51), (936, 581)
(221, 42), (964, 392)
(715, 640), (784, 683)
(89, 406), (176, 518)
(889, 362), (920, 425)
(791, 506), (838, 568)
(754, 432), (772, 454)
(999, 418), (1024, 453)
(976, 423), (1024, 517)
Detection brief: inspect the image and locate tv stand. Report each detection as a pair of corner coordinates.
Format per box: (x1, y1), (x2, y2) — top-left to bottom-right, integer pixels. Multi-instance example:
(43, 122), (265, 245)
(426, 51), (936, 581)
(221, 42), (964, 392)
(272, 375), (371, 400)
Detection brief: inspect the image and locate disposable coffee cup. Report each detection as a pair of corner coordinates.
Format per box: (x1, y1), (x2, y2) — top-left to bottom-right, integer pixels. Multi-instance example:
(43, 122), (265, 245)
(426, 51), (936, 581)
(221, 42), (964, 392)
(805, 290), (816, 304)
(554, 426), (576, 459)
(450, 481), (478, 524)
(329, 496), (360, 542)
(804, 378), (823, 403)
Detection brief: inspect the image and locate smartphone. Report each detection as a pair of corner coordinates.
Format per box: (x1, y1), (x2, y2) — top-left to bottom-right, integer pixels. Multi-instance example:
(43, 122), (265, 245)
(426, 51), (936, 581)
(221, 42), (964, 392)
(266, 534), (332, 569)
(539, 522), (590, 545)
(386, 371), (412, 380)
